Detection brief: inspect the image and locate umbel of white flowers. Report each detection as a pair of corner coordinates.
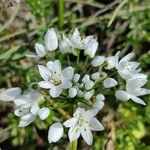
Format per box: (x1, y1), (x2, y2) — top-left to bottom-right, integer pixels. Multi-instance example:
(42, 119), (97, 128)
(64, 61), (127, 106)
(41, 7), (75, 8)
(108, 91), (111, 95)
(0, 27), (150, 146)
(0, 88), (50, 127)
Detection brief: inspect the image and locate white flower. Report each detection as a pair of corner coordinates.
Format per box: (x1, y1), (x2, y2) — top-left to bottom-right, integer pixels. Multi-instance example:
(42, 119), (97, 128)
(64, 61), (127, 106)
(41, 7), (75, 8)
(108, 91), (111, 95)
(84, 80), (94, 90)
(0, 87), (22, 102)
(70, 28), (82, 49)
(38, 107), (50, 120)
(91, 72), (100, 81)
(103, 78), (118, 88)
(63, 108), (104, 145)
(82, 36), (98, 58)
(82, 74), (90, 83)
(77, 90), (84, 98)
(116, 52), (141, 80)
(35, 43), (47, 57)
(69, 87), (78, 98)
(93, 94), (105, 111)
(48, 122), (64, 143)
(91, 56), (105, 67)
(73, 73), (80, 83)
(44, 28), (58, 51)
(115, 74), (150, 105)
(59, 35), (72, 54)
(105, 52), (120, 70)
(14, 91), (44, 127)
(38, 60), (74, 98)
(84, 90), (94, 100)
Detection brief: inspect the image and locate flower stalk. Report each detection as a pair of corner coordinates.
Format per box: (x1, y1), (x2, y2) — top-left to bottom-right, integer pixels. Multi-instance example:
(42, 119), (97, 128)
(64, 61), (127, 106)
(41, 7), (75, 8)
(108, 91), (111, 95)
(69, 140), (78, 150)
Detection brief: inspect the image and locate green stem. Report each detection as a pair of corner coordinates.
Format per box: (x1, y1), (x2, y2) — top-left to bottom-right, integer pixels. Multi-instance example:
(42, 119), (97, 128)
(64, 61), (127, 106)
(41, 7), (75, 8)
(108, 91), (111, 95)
(58, 0), (64, 30)
(69, 140), (78, 150)
(77, 51), (80, 66)
(83, 56), (89, 68)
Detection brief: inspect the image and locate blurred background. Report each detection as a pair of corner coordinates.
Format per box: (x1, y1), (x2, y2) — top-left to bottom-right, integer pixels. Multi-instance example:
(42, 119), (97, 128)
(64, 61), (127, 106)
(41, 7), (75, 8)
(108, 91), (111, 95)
(0, 0), (150, 149)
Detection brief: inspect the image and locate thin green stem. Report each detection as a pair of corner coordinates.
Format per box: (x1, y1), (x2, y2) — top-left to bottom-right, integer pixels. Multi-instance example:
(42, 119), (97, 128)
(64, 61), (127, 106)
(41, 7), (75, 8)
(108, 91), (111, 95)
(77, 51), (80, 66)
(83, 56), (89, 69)
(67, 55), (71, 65)
(69, 140), (78, 150)
(58, 0), (64, 30)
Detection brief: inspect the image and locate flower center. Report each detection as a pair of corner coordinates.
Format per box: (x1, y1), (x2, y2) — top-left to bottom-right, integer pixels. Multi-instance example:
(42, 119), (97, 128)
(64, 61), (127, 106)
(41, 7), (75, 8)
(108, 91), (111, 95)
(51, 72), (61, 85)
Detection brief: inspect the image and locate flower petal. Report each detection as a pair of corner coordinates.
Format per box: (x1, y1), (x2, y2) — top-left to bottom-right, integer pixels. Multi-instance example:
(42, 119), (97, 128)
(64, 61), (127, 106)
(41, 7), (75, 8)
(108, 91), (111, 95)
(103, 78), (118, 88)
(91, 56), (105, 67)
(62, 67), (74, 80)
(44, 28), (58, 51)
(35, 43), (46, 57)
(0, 87), (22, 102)
(69, 87), (78, 98)
(63, 118), (78, 127)
(49, 86), (62, 98)
(91, 72), (100, 80)
(30, 104), (40, 115)
(68, 125), (80, 142)
(115, 90), (130, 101)
(119, 53), (134, 63)
(81, 125), (93, 145)
(93, 100), (104, 111)
(89, 118), (104, 131)
(85, 80), (94, 90)
(38, 81), (52, 89)
(38, 65), (51, 81)
(131, 96), (146, 106)
(48, 122), (64, 143)
(38, 107), (50, 120)
(73, 74), (80, 83)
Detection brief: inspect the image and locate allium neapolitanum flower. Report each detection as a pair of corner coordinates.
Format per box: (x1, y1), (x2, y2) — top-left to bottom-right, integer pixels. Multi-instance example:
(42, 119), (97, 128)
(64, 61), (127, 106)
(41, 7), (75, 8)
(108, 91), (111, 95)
(0, 88), (50, 127)
(115, 74), (150, 105)
(63, 108), (104, 145)
(38, 60), (74, 98)
(1, 27), (150, 147)
(26, 28), (58, 58)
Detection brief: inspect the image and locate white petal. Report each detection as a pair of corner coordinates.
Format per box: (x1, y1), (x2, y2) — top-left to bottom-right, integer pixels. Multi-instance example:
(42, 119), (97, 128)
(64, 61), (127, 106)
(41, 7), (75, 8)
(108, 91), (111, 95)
(25, 52), (40, 58)
(62, 67), (74, 80)
(81, 125), (93, 145)
(30, 104), (40, 115)
(105, 56), (116, 70)
(119, 53), (134, 63)
(19, 119), (32, 127)
(85, 80), (94, 90)
(93, 100), (104, 111)
(63, 118), (78, 127)
(73, 74), (80, 83)
(91, 56), (105, 67)
(83, 36), (98, 58)
(62, 80), (72, 89)
(91, 72), (100, 80)
(59, 35), (71, 54)
(70, 28), (82, 48)
(68, 125), (80, 142)
(103, 78), (118, 88)
(130, 96), (146, 106)
(48, 122), (64, 143)
(14, 96), (29, 107)
(115, 90), (130, 101)
(82, 74), (90, 83)
(50, 86), (62, 98)
(35, 43), (46, 57)
(53, 60), (62, 74)
(44, 28), (58, 51)
(77, 90), (84, 98)
(0, 87), (22, 102)
(38, 81), (52, 89)
(46, 61), (54, 71)
(21, 113), (33, 121)
(38, 107), (50, 120)
(85, 109), (98, 120)
(38, 65), (51, 81)
(84, 90), (94, 100)
(135, 88), (150, 96)
(69, 87), (78, 98)
(96, 94), (105, 101)
(89, 118), (104, 131)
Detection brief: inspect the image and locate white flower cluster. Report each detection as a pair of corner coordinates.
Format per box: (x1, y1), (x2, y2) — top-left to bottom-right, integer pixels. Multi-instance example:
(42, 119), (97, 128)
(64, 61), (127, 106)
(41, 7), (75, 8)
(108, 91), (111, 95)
(0, 28), (150, 146)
